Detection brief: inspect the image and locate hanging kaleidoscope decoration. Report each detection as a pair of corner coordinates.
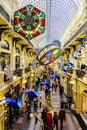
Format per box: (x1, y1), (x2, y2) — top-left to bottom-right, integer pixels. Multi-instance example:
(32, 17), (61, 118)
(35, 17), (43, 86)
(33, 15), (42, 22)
(52, 40), (61, 48)
(37, 44), (61, 65)
(14, 4), (45, 40)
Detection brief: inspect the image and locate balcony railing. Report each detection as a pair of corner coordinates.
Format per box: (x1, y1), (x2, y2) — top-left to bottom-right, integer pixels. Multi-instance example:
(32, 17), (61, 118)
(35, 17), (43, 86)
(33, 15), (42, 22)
(25, 66), (31, 73)
(76, 69), (86, 78)
(13, 66), (31, 77)
(13, 69), (22, 77)
(67, 67), (73, 74)
(64, 21), (87, 47)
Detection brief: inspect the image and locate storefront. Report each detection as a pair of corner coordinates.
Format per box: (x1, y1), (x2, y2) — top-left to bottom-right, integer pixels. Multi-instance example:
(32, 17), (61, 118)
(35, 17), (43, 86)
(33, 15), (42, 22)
(82, 91), (87, 118)
(0, 40), (10, 71)
(4, 83), (21, 128)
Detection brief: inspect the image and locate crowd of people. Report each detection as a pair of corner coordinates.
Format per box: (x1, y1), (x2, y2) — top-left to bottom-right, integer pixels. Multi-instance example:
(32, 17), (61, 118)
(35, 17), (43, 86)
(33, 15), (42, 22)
(23, 66), (74, 130)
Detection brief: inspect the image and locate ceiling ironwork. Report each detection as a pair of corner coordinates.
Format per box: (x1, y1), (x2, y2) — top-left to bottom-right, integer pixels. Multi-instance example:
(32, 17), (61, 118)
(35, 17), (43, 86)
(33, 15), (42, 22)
(17, 0), (81, 47)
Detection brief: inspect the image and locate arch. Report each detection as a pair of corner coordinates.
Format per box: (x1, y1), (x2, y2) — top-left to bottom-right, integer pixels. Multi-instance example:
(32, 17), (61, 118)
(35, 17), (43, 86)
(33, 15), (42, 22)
(15, 47), (20, 54)
(1, 40), (9, 50)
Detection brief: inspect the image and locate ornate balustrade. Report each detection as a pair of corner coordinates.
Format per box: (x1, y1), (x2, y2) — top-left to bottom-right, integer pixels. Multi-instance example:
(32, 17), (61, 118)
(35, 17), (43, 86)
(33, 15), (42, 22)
(25, 66), (31, 73)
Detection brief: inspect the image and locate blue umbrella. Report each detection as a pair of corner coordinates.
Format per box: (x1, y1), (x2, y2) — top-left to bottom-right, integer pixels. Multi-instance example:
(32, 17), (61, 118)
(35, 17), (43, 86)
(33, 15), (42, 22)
(82, 38), (86, 42)
(80, 43), (84, 48)
(67, 62), (73, 67)
(52, 74), (60, 80)
(5, 98), (20, 109)
(40, 82), (50, 88)
(75, 50), (81, 55)
(61, 67), (67, 73)
(24, 90), (38, 98)
(72, 55), (77, 60)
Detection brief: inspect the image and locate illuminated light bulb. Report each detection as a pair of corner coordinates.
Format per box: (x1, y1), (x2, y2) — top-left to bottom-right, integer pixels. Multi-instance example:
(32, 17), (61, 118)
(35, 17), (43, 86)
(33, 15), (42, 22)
(13, 76), (17, 80)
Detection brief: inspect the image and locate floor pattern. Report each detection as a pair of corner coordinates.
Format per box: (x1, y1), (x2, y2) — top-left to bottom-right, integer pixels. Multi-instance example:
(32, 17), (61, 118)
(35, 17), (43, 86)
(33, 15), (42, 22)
(52, 90), (82, 130)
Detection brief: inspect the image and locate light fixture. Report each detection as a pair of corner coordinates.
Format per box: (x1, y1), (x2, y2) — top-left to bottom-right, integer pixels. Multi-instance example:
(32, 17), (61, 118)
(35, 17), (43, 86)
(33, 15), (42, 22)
(37, 44), (61, 65)
(31, 73), (34, 77)
(69, 80), (75, 85)
(13, 76), (17, 80)
(83, 77), (86, 82)
(23, 79), (27, 83)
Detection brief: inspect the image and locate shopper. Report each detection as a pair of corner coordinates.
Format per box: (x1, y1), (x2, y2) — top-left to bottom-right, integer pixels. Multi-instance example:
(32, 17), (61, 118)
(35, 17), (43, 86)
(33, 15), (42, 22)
(53, 111), (58, 130)
(71, 101), (75, 113)
(68, 96), (73, 110)
(59, 107), (66, 130)
(39, 96), (42, 109)
(41, 108), (47, 124)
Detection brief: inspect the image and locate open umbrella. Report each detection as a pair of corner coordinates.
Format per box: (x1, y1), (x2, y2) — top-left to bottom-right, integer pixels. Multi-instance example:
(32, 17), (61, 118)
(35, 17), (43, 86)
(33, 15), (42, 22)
(61, 67), (67, 73)
(80, 43), (84, 48)
(67, 62), (73, 67)
(24, 90), (38, 98)
(72, 55), (77, 60)
(40, 82), (50, 88)
(75, 50), (81, 55)
(5, 98), (20, 109)
(52, 74), (60, 80)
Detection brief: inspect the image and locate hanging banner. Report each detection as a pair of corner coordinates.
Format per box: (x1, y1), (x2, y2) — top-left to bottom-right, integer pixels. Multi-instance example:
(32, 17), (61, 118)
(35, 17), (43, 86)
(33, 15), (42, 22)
(34, 83), (40, 93)
(17, 92), (23, 107)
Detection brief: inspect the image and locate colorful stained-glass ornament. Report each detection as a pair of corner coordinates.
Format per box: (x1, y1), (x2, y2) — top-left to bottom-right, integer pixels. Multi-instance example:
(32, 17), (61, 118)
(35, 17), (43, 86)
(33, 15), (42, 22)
(14, 4), (45, 40)
(37, 44), (61, 65)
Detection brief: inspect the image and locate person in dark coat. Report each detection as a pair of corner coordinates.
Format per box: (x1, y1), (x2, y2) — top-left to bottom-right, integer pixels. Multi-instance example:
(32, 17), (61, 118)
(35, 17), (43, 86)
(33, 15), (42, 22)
(53, 111), (58, 130)
(59, 107), (66, 130)
(59, 86), (64, 97)
(41, 109), (47, 123)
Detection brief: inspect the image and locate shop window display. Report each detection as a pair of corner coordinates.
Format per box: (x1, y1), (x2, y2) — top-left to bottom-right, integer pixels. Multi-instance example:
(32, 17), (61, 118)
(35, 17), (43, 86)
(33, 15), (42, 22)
(15, 56), (20, 69)
(0, 53), (10, 71)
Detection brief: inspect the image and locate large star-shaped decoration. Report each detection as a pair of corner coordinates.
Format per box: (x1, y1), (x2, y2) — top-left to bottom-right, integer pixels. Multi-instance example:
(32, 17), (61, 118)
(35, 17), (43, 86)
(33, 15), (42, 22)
(14, 4), (45, 40)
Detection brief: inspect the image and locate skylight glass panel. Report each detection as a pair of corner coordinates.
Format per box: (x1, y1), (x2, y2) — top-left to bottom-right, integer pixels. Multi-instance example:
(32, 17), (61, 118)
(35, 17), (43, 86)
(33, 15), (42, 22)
(17, 0), (81, 47)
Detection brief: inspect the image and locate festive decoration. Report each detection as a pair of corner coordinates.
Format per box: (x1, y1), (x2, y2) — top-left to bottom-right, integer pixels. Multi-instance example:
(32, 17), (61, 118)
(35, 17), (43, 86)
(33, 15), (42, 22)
(82, 38), (86, 42)
(37, 44), (61, 65)
(61, 67), (67, 73)
(85, 32), (87, 36)
(17, 92), (23, 107)
(14, 4), (45, 40)
(80, 43), (84, 48)
(67, 62), (73, 67)
(75, 50), (81, 55)
(72, 55), (77, 60)
(52, 40), (61, 47)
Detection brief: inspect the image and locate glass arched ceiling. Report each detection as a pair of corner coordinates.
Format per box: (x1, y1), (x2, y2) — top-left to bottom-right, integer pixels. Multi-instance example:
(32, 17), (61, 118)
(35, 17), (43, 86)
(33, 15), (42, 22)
(17, 0), (81, 48)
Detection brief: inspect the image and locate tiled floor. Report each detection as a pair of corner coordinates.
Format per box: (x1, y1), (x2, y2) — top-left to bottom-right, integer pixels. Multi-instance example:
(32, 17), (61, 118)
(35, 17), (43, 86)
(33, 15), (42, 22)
(11, 90), (82, 130)
(52, 90), (82, 130)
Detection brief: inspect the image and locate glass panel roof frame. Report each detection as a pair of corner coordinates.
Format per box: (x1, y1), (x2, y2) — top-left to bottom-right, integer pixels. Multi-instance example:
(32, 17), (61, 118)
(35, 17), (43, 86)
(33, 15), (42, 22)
(17, 0), (81, 47)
